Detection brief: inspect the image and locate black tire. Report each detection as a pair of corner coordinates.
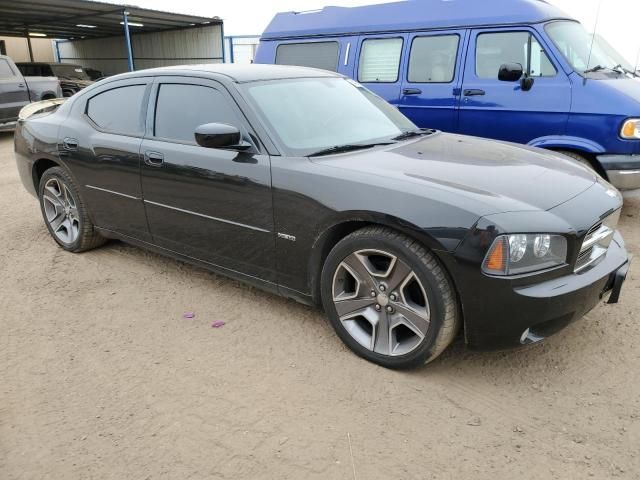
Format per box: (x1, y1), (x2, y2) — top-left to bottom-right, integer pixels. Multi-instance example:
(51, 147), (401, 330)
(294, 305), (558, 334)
(321, 226), (460, 369)
(557, 150), (599, 174)
(38, 166), (106, 252)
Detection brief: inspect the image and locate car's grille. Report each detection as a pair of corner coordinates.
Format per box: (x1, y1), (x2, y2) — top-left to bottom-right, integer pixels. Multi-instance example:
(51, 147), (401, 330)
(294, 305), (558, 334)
(574, 211), (620, 273)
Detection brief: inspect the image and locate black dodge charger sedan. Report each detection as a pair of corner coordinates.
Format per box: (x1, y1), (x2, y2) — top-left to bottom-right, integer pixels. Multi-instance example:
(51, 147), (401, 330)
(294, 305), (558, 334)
(14, 65), (630, 369)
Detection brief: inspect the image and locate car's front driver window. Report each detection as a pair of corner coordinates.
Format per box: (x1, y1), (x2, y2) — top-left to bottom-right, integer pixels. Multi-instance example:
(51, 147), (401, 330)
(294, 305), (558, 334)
(154, 84), (241, 144)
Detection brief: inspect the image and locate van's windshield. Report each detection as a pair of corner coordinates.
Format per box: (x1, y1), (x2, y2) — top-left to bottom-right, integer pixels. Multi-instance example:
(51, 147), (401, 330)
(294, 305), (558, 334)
(545, 21), (635, 75)
(243, 77), (417, 156)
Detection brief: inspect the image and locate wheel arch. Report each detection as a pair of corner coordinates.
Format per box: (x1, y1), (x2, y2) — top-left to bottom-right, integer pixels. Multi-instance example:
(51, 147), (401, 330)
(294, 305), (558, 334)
(527, 135), (606, 154)
(307, 212), (457, 306)
(32, 157), (61, 192)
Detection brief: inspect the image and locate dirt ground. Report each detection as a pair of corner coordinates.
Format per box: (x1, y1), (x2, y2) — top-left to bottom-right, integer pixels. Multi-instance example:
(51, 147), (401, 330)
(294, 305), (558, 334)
(0, 130), (639, 480)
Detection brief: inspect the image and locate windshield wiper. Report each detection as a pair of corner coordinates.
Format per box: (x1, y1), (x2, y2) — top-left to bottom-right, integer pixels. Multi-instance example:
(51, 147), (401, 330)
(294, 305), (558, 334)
(584, 64), (624, 75)
(308, 142), (394, 157)
(392, 128), (435, 141)
(612, 64), (638, 77)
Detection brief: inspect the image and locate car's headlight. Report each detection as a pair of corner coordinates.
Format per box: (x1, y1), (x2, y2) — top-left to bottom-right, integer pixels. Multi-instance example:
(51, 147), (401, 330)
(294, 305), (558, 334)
(482, 234), (568, 276)
(621, 118), (640, 139)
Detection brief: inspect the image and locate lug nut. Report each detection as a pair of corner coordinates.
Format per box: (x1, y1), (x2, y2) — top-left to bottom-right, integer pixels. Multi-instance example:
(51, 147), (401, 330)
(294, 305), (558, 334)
(379, 285), (386, 292)
(386, 306), (394, 313)
(370, 291), (376, 297)
(375, 304), (381, 311)
(389, 293), (397, 302)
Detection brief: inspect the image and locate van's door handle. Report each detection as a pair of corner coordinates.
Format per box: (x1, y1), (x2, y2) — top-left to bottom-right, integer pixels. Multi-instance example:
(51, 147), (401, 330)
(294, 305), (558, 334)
(463, 89), (486, 97)
(62, 137), (78, 150)
(402, 88), (422, 96)
(17, 83), (26, 89)
(144, 151), (164, 167)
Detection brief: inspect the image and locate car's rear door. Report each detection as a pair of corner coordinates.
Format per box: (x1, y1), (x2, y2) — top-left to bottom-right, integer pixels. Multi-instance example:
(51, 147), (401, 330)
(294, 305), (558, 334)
(398, 30), (467, 132)
(0, 58), (29, 122)
(58, 77), (153, 241)
(139, 76), (275, 282)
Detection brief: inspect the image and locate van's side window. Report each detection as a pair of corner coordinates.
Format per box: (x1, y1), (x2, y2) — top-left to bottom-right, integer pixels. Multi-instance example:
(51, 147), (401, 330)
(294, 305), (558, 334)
(358, 38), (403, 83)
(476, 32), (557, 79)
(276, 42), (339, 72)
(408, 35), (459, 83)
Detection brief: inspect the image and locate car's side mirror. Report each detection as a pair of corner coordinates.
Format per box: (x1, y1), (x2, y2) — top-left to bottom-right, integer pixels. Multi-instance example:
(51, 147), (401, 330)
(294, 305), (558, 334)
(498, 63), (524, 82)
(520, 76), (535, 92)
(194, 123), (251, 150)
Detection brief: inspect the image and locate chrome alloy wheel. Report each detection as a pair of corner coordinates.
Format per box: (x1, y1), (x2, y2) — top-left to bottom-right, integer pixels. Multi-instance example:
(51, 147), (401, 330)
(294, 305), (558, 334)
(332, 249), (431, 356)
(42, 177), (80, 244)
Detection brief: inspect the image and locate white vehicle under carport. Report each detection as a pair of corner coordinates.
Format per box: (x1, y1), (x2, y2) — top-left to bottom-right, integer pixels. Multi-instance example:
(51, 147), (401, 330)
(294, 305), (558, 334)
(0, 54), (62, 131)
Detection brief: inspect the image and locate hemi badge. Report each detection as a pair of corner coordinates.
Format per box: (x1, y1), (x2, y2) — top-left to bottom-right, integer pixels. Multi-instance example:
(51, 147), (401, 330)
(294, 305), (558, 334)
(278, 232), (296, 242)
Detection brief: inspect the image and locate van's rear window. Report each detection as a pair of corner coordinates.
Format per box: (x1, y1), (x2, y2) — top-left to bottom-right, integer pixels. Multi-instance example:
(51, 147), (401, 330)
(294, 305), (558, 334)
(275, 42), (339, 72)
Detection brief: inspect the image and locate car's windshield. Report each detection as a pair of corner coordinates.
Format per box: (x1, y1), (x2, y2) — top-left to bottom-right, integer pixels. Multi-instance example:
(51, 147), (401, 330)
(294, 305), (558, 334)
(545, 21), (634, 75)
(242, 77), (417, 156)
(52, 64), (90, 80)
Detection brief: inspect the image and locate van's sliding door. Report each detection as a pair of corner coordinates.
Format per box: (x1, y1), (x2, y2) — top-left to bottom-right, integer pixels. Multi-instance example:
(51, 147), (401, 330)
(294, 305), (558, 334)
(398, 30), (468, 133)
(354, 33), (408, 107)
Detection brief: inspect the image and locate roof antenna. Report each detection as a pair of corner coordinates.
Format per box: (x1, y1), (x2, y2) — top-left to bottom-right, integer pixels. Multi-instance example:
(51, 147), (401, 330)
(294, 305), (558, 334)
(585, 0), (602, 73)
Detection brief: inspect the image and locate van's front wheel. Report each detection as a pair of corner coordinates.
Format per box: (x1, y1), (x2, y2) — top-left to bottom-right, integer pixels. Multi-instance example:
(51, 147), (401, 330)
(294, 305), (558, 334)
(557, 150), (599, 174)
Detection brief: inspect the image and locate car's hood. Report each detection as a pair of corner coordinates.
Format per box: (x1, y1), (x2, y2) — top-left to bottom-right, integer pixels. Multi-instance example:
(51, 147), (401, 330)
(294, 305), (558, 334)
(315, 132), (598, 215)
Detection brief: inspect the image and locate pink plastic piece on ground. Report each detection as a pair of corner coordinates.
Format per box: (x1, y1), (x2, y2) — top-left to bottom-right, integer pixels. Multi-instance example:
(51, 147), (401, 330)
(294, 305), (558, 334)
(211, 321), (225, 328)
(183, 312), (195, 319)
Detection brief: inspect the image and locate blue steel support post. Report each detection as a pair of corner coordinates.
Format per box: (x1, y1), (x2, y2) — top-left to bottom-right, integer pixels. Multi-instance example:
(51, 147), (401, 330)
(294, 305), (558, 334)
(122, 10), (135, 71)
(54, 40), (61, 63)
(220, 22), (226, 63)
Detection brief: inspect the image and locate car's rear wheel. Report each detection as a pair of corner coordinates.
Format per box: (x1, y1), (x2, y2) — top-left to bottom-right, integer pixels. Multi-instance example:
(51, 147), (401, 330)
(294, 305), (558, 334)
(321, 226), (460, 369)
(38, 167), (106, 252)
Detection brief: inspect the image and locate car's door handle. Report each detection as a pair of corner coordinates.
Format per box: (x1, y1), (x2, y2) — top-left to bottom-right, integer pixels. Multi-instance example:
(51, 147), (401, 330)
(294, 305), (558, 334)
(463, 89), (486, 97)
(402, 88), (422, 96)
(144, 151), (164, 167)
(17, 83), (26, 89)
(62, 137), (78, 150)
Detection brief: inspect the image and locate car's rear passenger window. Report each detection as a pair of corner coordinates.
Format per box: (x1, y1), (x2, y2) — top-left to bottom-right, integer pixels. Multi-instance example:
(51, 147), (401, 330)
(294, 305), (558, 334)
(358, 38), (403, 83)
(408, 35), (459, 83)
(86, 85), (146, 135)
(276, 42), (339, 72)
(154, 84), (240, 144)
(0, 59), (14, 77)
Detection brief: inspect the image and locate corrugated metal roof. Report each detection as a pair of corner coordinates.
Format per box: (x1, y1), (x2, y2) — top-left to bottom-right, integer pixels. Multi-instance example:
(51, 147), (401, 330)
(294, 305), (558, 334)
(261, 0), (572, 40)
(0, 0), (221, 39)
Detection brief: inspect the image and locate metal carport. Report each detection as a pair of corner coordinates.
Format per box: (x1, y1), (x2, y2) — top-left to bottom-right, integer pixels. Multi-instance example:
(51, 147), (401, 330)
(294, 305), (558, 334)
(0, 0), (223, 74)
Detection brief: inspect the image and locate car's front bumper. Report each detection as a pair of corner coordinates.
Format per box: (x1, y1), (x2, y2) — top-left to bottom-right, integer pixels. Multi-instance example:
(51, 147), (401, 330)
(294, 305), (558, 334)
(597, 154), (640, 190)
(441, 231), (630, 351)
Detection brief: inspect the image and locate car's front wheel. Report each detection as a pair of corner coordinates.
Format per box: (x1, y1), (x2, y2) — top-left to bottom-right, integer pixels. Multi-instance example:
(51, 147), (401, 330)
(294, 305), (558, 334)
(321, 227), (460, 369)
(38, 166), (106, 252)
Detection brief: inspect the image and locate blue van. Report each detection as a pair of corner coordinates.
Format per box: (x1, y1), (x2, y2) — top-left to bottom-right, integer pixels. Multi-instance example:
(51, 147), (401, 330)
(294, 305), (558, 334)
(255, 0), (640, 190)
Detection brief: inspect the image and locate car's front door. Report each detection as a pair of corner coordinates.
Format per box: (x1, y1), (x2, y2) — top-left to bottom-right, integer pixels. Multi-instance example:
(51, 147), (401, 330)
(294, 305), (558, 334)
(398, 30), (467, 132)
(140, 77), (275, 282)
(0, 58), (29, 122)
(458, 28), (571, 144)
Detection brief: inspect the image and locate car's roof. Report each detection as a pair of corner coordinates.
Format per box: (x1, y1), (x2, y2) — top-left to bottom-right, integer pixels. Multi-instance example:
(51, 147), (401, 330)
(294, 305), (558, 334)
(116, 64), (341, 83)
(261, 0), (572, 39)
